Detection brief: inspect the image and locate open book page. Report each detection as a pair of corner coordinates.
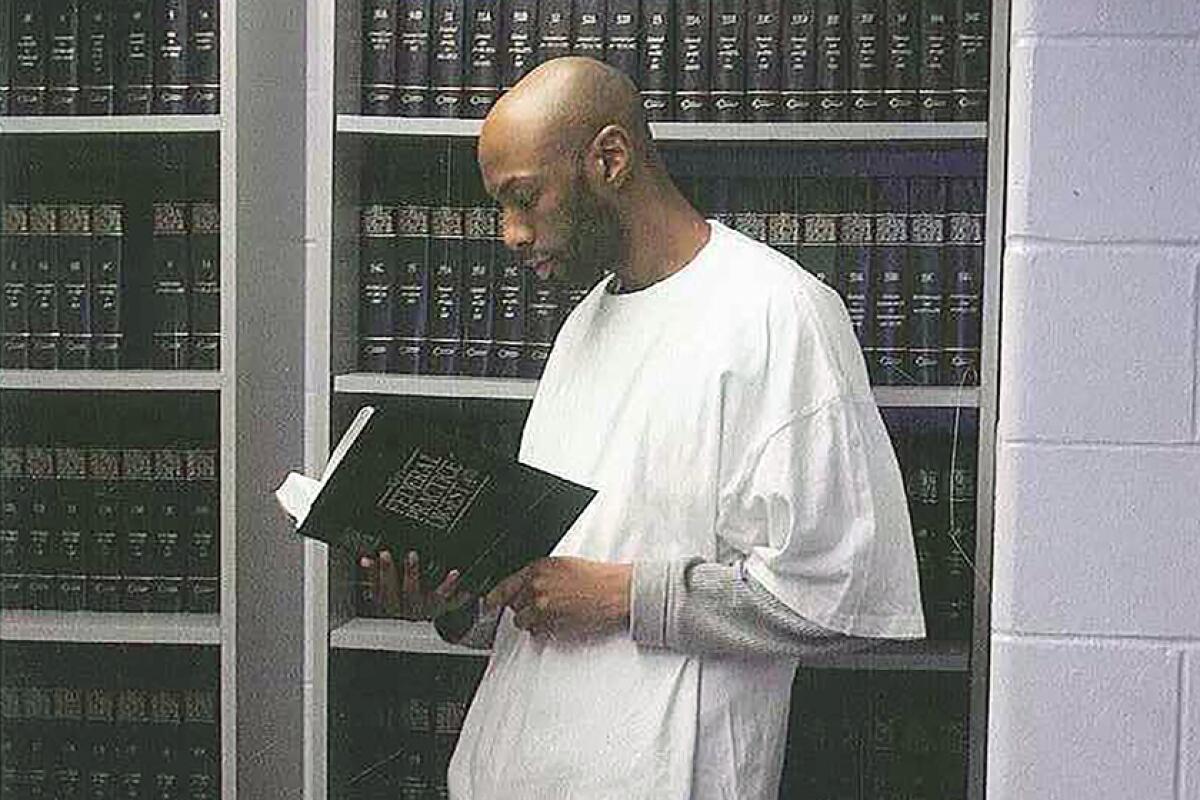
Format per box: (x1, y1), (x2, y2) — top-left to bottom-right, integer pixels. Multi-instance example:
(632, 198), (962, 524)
(274, 405), (377, 527)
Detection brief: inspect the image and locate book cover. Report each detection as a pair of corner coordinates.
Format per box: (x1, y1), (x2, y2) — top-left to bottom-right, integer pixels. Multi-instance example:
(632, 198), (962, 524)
(188, 201), (220, 370)
(151, 451), (186, 612)
(393, 203), (431, 374)
(27, 204), (60, 370)
(54, 446), (89, 611)
(953, 0), (987, 121)
(780, 0), (816, 122)
(839, 179), (872, 354)
(24, 446), (57, 610)
(883, 0), (918, 121)
(57, 204), (93, 369)
(290, 406), (597, 596)
(603, 0), (637, 80)
(501, 0), (538, 90)
(153, 0), (189, 114)
(426, 203), (465, 374)
(80, 0), (116, 114)
(2, 204), (32, 369)
(711, 0), (745, 122)
(123, 451), (156, 611)
(462, 204), (498, 377)
(397, 0), (433, 117)
(572, 0), (605, 60)
(674, 0), (710, 121)
(11, 0), (47, 115)
(797, 177), (838, 288)
(150, 201), (190, 370)
(490, 251), (525, 377)
(359, 204), (396, 371)
(536, 0), (572, 66)
(945, 175), (982, 386)
(638, 0), (671, 119)
(90, 203), (124, 369)
(362, 0), (399, 115)
(848, 0), (882, 121)
(184, 449), (218, 613)
(0, 0), (10, 114)
(814, 0), (846, 121)
(47, 0), (82, 116)
(114, 0), (153, 115)
(871, 176), (907, 384)
(746, 0), (781, 121)
(187, 0), (218, 112)
(87, 449), (123, 611)
(917, 0), (951, 121)
(464, 0), (501, 118)
(907, 175), (945, 385)
(430, 0), (466, 117)
(0, 447), (28, 608)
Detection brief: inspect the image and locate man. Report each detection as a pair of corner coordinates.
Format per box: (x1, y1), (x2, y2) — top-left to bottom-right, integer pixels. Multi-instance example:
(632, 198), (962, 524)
(361, 56), (925, 798)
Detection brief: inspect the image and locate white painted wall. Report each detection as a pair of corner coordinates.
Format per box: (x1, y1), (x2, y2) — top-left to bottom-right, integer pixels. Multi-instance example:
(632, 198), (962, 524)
(989, 2), (1200, 798)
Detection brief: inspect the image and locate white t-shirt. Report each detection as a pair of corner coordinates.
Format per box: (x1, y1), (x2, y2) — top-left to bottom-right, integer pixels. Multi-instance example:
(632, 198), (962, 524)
(448, 220), (925, 799)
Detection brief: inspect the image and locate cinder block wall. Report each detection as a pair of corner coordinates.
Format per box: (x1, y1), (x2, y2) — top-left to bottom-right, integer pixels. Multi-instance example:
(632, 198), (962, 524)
(988, 2), (1200, 798)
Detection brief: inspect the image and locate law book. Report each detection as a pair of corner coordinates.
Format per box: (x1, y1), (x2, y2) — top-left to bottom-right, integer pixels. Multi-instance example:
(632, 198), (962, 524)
(359, 204), (397, 372)
(122, 449), (155, 611)
(392, 203), (431, 373)
(430, 0), (466, 117)
(674, 0), (710, 121)
(54, 447), (89, 611)
(463, 0), (501, 118)
(90, 203), (124, 369)
(944, 176), (982, 386)
(1, 204), (32, 369)
(871, 176), (908, 384)
(780, 0), (816, 121)
(602, 0), (637, 79)
(11, 0), (48, 115)
(281, 405), (597, 596)
(0, 0), (11, 114)
(746, 0), (781, 121)
(87, 449), (124, 611)
(571, 0), (605, 60)
(0, 447), (28, 608)
(638, 0), (671, 120)
(462, 203), (498, 377)
(150, 450), (186, 612)
(153, 0), (188, 113)
(362, 0), (399, 115)
(848, 0), (882, 121)
(79, 0), (116, 114)
(917, 0), (952, 120)
(57, 204), (93, 369)
(426, 203), (465, 374)
(521, 277), (561, 378)
(184, 449), (218, 613)
(188, 201), (219, 369)
(536, 0), (572, 66)
(187, 0), (218, 112)
(814, 0), (847, 121)
(150, 201), (190, 369)
(46, 0), (82, 115)
(767, 178), (801, 261)
(797, 178), (838, 287)
(907, 175), (945, 385)
(732, 180), (769, 244)
(27, 204), (60, 370)
(23, 447), (57, 610)
(397, 0), (434, 117)
(500, 0), (538, 91)
(490, 251), (525, 377)
(114, 0), (153, 114)
(882, 0), (918, 121)
(839, 179), (872, 354)
(953, 0), (987, 120)
(710, 0), (745, 121)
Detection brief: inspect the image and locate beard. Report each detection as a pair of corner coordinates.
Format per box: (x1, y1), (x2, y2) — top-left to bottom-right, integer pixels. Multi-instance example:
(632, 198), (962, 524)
(555, 173), (624, 287)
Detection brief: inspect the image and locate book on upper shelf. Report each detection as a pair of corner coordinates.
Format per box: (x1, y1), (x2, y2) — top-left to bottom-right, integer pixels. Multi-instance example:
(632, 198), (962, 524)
(276, 405), (596, 597)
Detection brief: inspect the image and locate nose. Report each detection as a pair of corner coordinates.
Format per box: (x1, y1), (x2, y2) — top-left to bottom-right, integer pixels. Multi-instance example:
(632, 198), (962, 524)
(502, 214), (534, 252)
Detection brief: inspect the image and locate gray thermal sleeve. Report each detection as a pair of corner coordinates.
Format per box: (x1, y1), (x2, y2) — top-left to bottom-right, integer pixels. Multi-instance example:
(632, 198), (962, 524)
(630, 557), (881, 658)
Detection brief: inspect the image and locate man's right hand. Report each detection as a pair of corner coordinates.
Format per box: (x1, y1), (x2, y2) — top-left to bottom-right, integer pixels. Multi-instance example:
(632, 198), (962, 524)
(358, 549), (470, 620)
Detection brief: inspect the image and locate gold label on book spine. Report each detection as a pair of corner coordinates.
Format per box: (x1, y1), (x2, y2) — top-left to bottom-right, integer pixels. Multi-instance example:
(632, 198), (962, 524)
(803, 214), (837, 244)
(154, 449), (186, 481)
(360, 204), (395, 237)
(92, 204), (125, 235)
(186, 449), (218, 481)
(26, 447), (55, 479)
(28, 204), (57, 235)
(911, 213), (944, 244)
(430, 206), (464, 239)
(947, 212), (983, 245)
(191, 202), (220, 235)
(122, 449), (154, 481)
(768, 212), (800, 246)
(58, 204), (92, 235)
(395, 205), (430, 237)
(152, 202), (189, 235)
(0, 448), (23, 479)
(88, 449), (122, 480)
(840, 213), (873, 245)
(1, 205), (30, 235)
(463, 207), (495, 239)
(55, 447), (88, 480)
(875, 213), (908, 244)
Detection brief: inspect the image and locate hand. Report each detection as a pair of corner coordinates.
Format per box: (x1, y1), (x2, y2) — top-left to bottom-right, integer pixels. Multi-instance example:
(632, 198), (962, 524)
(484, 557), (632, 641)
(358, 549), (471, 621)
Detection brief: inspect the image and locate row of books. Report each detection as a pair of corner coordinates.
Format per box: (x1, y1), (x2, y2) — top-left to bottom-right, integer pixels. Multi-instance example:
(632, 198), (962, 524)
(0, 199), (221, 371)
(359, 0), (989, 122)
(0, 0), (220, 116)
(0, 445), (220, 613)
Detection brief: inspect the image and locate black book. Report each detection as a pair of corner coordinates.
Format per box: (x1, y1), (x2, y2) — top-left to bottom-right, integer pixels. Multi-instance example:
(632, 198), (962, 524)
(953, 0), (987, 120)
(54, 447), (89, 611)
(430, 0), (466, 117)
(536, 0), (572, 66)
(675, 0), (710, 121)
(290, 405), (596, 596)
(11, 0), (47, 115)
(917, 0), (951, 120)
(362, 0), (399, 115)
(501, 0), (538, 90)
(464, 0), (501, 118)
(571, 0), (605, 60)
(945, 176), (982, 386)
(397, 0), (433, 117)
(188, 201), (219, 369)
(90, 203), (124, 369)
(711, 0), (745, 121)
(490, 251), (524, 377)
(603, 0), (637, 79)
(2, 204), (32, 369)
(122, 450), (155, 611)
(870, 177), (908, 384)
(882, 0), (917, 121)
(426, 203), (465, 374)
(839, 179), (872, 354)
(87, 449), (124, 611)
(150, 201), (190, 370)
(462, 203), (498, 377)
(359, 204), (397, 371)
(27, 204), (60, 370)
(907, 176), (945, 384)
(153, 0), (188, 113)
(780, 0), (816, 121)
(767, 177), (800, 261)
(0, 0), (11, 114)
(521, 277), (561, 377)
(0, 447), (28, 608)
(114, 0), (153, 115)
(24, 447), (57, 609)
(57, 204), (93, 369)
(746, 0), (781, 121)
(393, 203), (431, 373)
(848, 0), (882, 121)
(638, 0), (671, 119)
(187, 0), (218, 112)
(814, 0), (846, 121)
(797, 178), (838, 284)
(80, 0), (116, 114)
(184, 449), (218, 613)
(47, 0), (82, 115)
(150, 451), (186, 611)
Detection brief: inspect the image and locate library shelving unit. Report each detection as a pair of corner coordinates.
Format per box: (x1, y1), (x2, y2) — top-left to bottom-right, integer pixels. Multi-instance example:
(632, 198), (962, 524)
(303, 0), (1010, 797)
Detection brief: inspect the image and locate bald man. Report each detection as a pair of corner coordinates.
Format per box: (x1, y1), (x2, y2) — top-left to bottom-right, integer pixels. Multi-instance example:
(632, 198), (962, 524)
(366, 57), (926, 798)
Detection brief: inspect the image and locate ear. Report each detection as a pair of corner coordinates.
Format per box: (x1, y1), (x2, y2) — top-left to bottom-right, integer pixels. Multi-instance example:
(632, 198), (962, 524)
(587, 124), (634, 191)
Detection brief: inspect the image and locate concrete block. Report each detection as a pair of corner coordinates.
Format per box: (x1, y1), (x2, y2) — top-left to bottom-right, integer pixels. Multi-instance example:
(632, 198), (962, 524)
(1012, 0), (1200, 38)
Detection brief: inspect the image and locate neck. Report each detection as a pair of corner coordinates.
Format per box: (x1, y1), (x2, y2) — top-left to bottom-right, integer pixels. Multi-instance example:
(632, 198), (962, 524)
(612, 179), (710, 293)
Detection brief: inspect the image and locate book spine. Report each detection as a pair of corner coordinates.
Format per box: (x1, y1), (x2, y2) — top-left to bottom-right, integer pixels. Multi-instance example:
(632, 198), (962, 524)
(57, 204), (93, 369)
(953, 0), (987, 120)
(501, 0), (538, 90)
(151, 450), (186, 612)
(80, 0), (116, 114)
(427, 203), (465, 374)
(54, 447), (89, 611)
(12, 0), (48, 115)
(491, 253), (525, 377)
(638, 0), (671, 119)
(814, 0), (846, 121)
(153, 0), (188, 113)
(184, 449), (218, 613)
(710, 0), (745, 122)
(1, 205), (32, 369)
(603, 0), (637, 80)
(27, 204), (59, 370)
(358, 204), (396, 371)
(114, 0), (153, 115)
(462, 204), (497, 377)
(746, 0), (782, 121)
(907, 175), (945, 384)
(122, 450), (154, 610)
(918, 0), (952, 120)
(89, 203), (124, 369)
(0, 447), (28, 608)
(732, 181), (769, 243)
(945, 175), (982, 385)
(780, 0), (816, 121)
(674, 0), (710, 121)
(187, 0), (218, 112)
(839, 179), (872, 355)
(0, 0), (10, 114)
(430, 0), (466, 117)
(882, 0), (917, 121)
(463, 0), (501, 118)
(397, 0), (433, 116)
(47, 0), (82, 116)
(150, 202), (190, 370)
(767, 179), (800, 261)
(24, 447), (57, 609)
(870, 177), (907, 384)
(362, 0), (399, 115)
(87, 449), (123, 610)
(521, 278), (561, 377)
(392, 204), (431, 373)
(848, 0), (882, 121)
(536, 0), (572, 66)
(571, 0), (605, 60)
(188, 201), (219, 369)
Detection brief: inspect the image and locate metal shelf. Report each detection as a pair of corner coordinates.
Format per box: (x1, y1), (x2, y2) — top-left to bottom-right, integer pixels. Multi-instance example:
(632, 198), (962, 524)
(336, 114), (987, 142)
(0, 610), (221, 645)
(0, 370), (226, 392)
(0, 114), (223, 136)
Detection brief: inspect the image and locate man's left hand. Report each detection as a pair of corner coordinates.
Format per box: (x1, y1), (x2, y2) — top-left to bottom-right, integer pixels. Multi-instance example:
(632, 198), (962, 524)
(484, 557), (632, 641)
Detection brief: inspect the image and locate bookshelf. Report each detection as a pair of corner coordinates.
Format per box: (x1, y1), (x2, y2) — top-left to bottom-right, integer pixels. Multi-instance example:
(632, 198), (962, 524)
(0, 115), (223, 136)
(0, 609), (221, 645)
(304, 0), (1010, 798)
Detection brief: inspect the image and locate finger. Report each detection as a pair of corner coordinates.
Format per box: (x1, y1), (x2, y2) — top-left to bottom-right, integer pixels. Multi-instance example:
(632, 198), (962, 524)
(401, 551), (421, 599)
(433, 570), (461, 601)
(377, 550), (400, 614)
(484, 567), (528, 611)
